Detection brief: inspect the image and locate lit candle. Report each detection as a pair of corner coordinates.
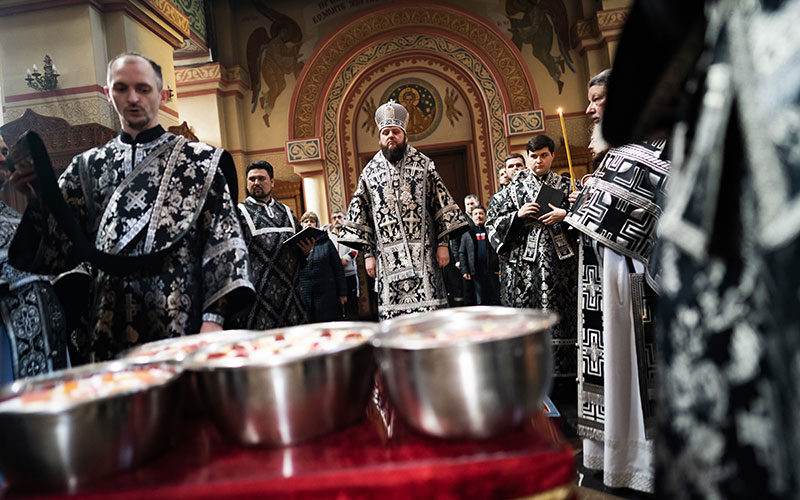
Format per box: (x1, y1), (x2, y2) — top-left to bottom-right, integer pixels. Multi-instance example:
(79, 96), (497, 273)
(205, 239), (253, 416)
(32, 64), (38, 72)
(26, 68), (31, 77)
(52, 64), (57, 73)
(557, 107), (576, 192)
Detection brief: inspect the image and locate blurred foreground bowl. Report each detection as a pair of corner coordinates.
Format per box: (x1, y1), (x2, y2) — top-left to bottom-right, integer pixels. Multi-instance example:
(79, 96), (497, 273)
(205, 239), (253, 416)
(375, 307), (556, 439)
(0, 360), (183, 490)
(184, 321), (378, 446)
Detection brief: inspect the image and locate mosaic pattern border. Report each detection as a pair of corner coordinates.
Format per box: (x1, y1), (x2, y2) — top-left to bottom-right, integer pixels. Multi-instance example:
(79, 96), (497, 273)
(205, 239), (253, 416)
(286, 138), (322, 163)
(507, 110), (545, 135)
(292, 4), (535, 139)
(322, 34), (509, 212)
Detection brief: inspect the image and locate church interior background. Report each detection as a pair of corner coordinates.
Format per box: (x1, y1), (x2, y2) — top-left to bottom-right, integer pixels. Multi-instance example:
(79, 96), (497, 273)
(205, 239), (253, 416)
(0, 0), (629, 223)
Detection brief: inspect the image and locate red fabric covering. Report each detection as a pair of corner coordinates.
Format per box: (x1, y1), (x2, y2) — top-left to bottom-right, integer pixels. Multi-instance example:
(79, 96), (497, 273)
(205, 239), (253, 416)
(3, 410), (574, 500)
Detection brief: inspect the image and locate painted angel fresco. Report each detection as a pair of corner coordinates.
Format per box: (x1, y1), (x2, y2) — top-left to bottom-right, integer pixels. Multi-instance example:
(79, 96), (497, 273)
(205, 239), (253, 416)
(444, 88), (463, 126)
(246, 1), (304, 127)
(361, 96), (378, 135)
(506, 0), (575, 94)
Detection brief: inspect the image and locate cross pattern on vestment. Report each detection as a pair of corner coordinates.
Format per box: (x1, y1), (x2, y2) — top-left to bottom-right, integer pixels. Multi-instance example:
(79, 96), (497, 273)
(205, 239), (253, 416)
(125, 190), (148, 212)
(589, 337), (601, 363)
(402, 216), (421, 225)
(587, 282), (601, 300)
(379, 219), (399, 230)
(125, 294), (142, 323)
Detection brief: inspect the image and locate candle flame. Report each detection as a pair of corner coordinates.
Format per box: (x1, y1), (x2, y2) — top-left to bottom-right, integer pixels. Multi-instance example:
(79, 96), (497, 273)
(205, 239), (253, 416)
(557, 107), (563, 114)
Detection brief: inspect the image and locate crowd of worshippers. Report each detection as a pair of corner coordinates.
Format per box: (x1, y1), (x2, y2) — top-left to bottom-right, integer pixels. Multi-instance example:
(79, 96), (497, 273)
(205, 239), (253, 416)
(0, 52), (664, 494)
(5, 0), (793, 495)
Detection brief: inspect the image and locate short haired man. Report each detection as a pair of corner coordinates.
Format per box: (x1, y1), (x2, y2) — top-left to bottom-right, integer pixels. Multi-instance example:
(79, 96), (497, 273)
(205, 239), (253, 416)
(328, 210), (360, 320)
(338, 100), (467, 320)
(233, 160), (313, 329)
(486, 133), (579, 385)
(497, 168), (510, 190)
(458, 204), (500, 305)
(564, 69), (670, 494)
(8, 53), (253, 361)
(503, 153), (526, 183)
(452, 193), (480, 305)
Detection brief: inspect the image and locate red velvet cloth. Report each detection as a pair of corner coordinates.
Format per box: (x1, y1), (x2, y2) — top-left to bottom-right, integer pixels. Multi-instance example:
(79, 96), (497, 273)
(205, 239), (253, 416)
(3, 411), (575, 500)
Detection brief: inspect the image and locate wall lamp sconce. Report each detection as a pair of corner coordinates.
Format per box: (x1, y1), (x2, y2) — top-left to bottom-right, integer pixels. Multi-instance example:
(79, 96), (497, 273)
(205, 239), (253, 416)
(25, 55), (60, 92)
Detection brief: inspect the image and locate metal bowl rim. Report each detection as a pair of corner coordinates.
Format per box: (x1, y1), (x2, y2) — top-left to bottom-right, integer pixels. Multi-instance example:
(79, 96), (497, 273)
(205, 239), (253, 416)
(374, 306), (558, 350)
(182, 321), (379, 370)
(0, 359), (184, 416)
(118, 330), (266, 363)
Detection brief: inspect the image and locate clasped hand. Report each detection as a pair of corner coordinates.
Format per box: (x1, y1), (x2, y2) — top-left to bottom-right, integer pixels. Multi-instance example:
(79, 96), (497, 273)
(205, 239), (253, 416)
(516, 202), (566, 226)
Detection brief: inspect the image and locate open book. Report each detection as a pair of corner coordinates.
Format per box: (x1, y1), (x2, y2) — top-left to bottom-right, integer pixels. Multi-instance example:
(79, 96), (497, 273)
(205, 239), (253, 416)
(282, 226), (325, 248)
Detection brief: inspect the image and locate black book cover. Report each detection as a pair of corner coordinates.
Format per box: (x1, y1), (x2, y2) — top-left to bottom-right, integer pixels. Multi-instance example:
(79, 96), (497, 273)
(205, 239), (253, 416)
(532, 183), (565, 217)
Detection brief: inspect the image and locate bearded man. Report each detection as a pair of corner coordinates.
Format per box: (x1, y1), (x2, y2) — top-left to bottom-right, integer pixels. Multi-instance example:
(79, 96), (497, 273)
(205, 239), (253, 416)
(339, 100), (467, 320)
(565, 69), (670, 493)
(233, 160), (313, 329)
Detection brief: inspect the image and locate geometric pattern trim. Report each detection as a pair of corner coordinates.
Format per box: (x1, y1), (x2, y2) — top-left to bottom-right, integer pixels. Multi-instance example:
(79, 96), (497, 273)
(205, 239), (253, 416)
(142, 0), (191, 37)
(172, 0), (207, 40)
(507, 110), (546, 135)
(321, 34), (510, 212)
(286, 138), (322, 163)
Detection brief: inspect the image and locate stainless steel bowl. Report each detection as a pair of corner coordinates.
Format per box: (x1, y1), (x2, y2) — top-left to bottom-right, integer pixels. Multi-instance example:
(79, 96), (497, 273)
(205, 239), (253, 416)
(183, 322), (379, 446)
(119, 331), (258, 363)
(0, 360), (183, 490)
(374, 307), (556, 439)
(118, 331), (259, 415)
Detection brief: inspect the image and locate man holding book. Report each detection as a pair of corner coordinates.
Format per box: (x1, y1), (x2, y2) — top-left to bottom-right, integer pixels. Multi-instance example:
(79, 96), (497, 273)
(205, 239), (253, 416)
(486, 134), (579, 382)
(232, 160), (313, 329)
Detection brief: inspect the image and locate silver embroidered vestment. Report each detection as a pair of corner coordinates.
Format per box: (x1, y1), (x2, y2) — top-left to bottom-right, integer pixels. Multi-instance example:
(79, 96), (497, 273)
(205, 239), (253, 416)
(486, 170), (578, 378)
(340, 145), (467, 320)
(9, 132), (254, 361)
(0, 201), (67, 381)
(233, 197), (308, 329)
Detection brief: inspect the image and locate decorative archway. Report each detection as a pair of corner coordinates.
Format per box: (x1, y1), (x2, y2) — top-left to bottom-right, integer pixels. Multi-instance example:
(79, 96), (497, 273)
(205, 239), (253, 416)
(340, 52), (493, 204)
(288, 1), (542, 212)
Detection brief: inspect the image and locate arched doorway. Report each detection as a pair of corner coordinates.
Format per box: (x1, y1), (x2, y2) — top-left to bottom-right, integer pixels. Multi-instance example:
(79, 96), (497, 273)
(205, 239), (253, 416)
(288, 1), (544, 212)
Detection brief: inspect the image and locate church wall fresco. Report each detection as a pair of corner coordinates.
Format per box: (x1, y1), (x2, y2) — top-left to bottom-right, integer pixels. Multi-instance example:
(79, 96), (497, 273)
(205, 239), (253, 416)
(207, 0), (628, 212)
(0, 0), (627, 211)
(319, 32), (513, 212)
(346, 61), (481, 207)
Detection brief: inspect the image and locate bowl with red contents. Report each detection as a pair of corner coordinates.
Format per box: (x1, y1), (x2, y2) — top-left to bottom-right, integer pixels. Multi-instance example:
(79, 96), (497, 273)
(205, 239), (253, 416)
(374, 306), (556, 439)
(0, 361), (183, 490)
(118, 331), (252, 363)
(184, 322), (378, 446)
(118, 331), (257, 414)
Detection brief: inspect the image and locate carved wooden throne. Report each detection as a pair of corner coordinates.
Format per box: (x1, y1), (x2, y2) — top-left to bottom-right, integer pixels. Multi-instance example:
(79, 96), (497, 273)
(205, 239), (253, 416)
(0, 109), (117, 213)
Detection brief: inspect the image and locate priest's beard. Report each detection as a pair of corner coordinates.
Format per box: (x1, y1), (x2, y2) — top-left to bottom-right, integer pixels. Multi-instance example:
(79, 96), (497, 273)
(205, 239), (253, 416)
(381, 138), (407, 164)
(246, 186), (270, 201)
(589, 121), (611, 165)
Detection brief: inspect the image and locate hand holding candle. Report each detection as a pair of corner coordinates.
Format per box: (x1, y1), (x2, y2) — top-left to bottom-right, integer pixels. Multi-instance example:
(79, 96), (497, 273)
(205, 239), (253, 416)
(557, 108), (576, 192)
